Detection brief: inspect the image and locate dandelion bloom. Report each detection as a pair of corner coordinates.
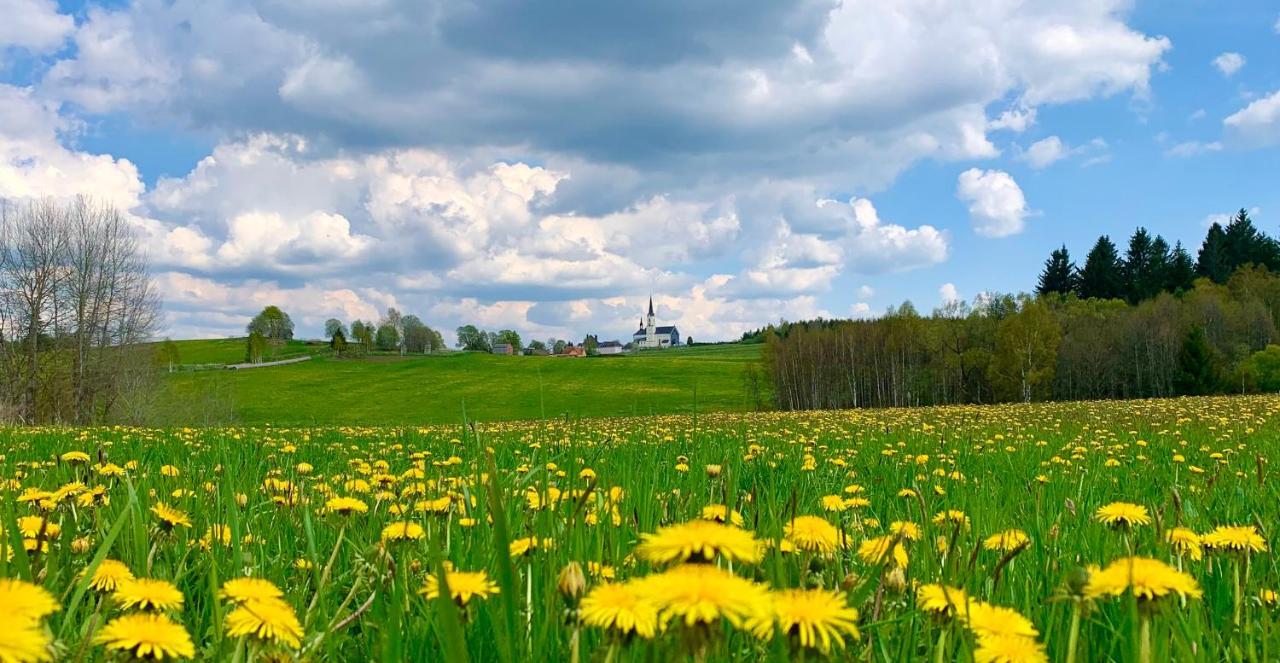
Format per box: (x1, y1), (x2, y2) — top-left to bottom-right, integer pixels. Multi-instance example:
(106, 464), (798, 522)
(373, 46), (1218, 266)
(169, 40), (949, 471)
(1093, 502), (1150, 529)
(580, 581), (659, 639)
(16, 516), (60, 539)
(1202, 525), (1268, 554)
(857, 536), (908, 568)
(324, 497), (368, 515)
(749, 588), (861, 654)
(964, 603), (1039, 640)
(0, 622), (52, 663)
(381, 522), (426, 542)
(225, 598), (304, 649)
(84, 560), (135, 593)
(219, 578), (285, 605)
(889, 521), (922, 542)
(95, 613), (195, 660)
(784, 516), (840, 555)
(150, 503), (192, 530)
(982, 530), (1031, 553)
(699, 504), (745, 527)
(1165, 527), (1203, 560)
(1084, 557), (1202, 603)
(509, 536), (551, 558)
(0, 579), (60, 622)
(637, 564), (770, 629)
(917, 584), (970, 618)
(114, 578), (185, 612)
(636, 520), (763, 565)
(973, 632), (1049, 663)
(419, 570), (499, 606)
(932, 510), (971, 529)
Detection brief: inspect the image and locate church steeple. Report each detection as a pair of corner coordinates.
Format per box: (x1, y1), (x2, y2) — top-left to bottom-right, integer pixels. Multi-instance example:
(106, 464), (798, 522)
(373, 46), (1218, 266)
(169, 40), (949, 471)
(647, 296), (654, 317)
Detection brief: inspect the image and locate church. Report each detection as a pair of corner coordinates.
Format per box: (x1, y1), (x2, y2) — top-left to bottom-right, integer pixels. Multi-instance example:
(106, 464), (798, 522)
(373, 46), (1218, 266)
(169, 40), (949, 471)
(632, 297), (680, 349)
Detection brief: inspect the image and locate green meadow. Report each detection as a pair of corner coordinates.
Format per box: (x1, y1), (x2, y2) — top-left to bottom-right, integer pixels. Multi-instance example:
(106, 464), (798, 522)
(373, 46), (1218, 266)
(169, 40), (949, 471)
(153, 342), (765, 426)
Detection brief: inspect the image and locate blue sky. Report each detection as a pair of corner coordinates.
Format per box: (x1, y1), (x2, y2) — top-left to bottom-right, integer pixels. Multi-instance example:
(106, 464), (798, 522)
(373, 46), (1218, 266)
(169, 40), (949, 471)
(2, 0), (1278, 342)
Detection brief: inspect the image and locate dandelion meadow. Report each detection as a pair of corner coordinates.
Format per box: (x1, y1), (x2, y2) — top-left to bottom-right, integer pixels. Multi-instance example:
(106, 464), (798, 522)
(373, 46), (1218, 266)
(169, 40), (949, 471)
(4, 394), (1280, 662)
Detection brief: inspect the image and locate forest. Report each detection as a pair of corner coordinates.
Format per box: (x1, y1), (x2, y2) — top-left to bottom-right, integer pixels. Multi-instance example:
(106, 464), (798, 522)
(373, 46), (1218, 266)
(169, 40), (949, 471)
(763, 209), (1280, 410)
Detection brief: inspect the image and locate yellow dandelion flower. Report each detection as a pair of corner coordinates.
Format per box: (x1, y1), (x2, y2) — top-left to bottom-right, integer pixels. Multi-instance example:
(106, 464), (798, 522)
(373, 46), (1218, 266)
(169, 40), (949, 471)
(95, 613), (195, 660)
(636, 520), (762, 565)
(889, 521), (922, 542)
(114, 578), (184, 612)
(637, 564), (770, 629)
(0, 579), (59, 622)
(857, 535), (908, 568)
(381, 522), (426, 542)
(580, 581), (659, 639)
(0, 622), (52, 663)
(973, 633), (1048, 663)
(1202, 525), (1268, 554)
(324, 497), (368, 515)
(1084, 557), (1202, 603)
(150, 503), (192, 530)
(784, 516), (841, 555)
(982, 529), (1030, 553)
(220, 578), (284, 605)
(963, 602), (1039, 640)
(83, 560), (134, 593)
(1093, 502), (1150, 529)
(749, 588), (860, 654)
(1165, 527), (1203, 560)
(419, 570), (499, 606)
(917, 584), (970, 618)
(699, 504), (745, 527)
(225, 598), (304, 649)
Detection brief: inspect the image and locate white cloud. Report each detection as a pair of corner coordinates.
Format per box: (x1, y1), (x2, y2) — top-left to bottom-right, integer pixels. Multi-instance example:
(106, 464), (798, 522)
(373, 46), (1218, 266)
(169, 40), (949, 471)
(1224, 90), (1280, 146)
(850, 302), (872, 318)
(857, 285), (875, 299)
(1213, 52), (1246, 76)
(988, 107), (1037, 133)
(1165, 140), (1223, 157)
(0, 85), (144, 209)
(939, 282), (960, 305)
(1202, 206), (1261, 228)
(0, 0), (73, 53)
(1021, 136), (1068, 169)
(956, 168), (1030, 238)
(1019, 135), (1108, 168)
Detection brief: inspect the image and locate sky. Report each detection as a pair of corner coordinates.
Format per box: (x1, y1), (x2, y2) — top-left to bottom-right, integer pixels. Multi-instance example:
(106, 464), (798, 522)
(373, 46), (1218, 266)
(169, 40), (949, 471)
(1, 0), (1278, 343)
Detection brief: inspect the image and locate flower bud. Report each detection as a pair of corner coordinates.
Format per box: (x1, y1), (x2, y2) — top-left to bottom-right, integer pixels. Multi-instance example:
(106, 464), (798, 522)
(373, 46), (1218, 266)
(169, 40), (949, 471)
(558, 562), (587, 601)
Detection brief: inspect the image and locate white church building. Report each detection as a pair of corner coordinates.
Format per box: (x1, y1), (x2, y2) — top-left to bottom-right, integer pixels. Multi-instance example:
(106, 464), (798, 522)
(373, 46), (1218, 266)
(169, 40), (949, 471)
(632, 297), (680, 349)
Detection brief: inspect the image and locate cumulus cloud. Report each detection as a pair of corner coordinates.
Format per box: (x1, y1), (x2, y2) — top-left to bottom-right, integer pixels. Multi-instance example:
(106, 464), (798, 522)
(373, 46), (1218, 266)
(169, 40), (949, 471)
(1212, 52), (1246, 76)
(939, 282), (960, 304)
(1165, 140), (1223, 157)
(0, 0), (73, 53)
(956, 168), (1030, 238)
(1018, 135), (1108, 168)
(1224, 90), (1280, 146)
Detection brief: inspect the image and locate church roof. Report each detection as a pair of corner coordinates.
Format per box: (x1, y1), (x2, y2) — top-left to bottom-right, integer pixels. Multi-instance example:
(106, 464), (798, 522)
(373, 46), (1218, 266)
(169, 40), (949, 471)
(655, 326), (678, 334)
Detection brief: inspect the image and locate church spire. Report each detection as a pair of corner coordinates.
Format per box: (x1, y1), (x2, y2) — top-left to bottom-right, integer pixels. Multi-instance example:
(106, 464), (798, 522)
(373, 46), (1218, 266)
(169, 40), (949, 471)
(648, 296), (654, 316)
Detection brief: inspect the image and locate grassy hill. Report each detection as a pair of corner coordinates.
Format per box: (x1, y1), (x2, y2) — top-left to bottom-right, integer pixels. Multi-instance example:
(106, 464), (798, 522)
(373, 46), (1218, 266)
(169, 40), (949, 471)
(152, 342), (765, 426)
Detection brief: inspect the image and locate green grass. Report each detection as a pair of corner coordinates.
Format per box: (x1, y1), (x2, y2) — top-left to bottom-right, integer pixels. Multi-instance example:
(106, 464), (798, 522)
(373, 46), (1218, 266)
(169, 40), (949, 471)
(153, 343), (766, 425)
(152, 337), (327, 365)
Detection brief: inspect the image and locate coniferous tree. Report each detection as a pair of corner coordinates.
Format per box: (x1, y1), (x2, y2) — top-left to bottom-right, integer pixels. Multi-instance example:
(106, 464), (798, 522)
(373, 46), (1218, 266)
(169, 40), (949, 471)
(1077, 236), (1124, 300)
(1121, 228), (1157, 303)
(1166, 241), (1196, 293)
(1198, 222), (1231, 283)
(1036, 245), (1077, 297)
(1223, 208), (1280, 272)
(1173, 326), (1218, 395)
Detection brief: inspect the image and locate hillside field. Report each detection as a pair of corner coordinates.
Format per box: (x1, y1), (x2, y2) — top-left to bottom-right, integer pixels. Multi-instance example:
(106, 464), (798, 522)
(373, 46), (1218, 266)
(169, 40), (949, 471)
(153, 341), (765, 425)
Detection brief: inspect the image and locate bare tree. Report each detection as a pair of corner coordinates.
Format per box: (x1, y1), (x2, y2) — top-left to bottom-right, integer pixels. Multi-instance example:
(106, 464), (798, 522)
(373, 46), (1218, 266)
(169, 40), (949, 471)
(0, 197), (160, 423)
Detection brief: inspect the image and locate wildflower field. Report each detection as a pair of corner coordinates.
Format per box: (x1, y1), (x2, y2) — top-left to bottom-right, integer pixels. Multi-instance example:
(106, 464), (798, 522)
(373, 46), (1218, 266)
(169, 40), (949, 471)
(4, 394), (1280, 662)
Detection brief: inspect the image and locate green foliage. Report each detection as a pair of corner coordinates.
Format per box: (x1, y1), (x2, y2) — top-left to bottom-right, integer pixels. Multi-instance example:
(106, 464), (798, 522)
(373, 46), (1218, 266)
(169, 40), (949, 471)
(245, 330), (268, 364)
(494, 329), (522, 353)
(330, 329), (348, 356)
(582, 334), (598, 355)
(1077, 235), (1125, 300)
(991, 297), (1061, 402)
(1248, 345), (1280, 392)
(1174, 326), (1219, 395)
(154, 338), (181, 371)
(247, 305), (295, 341)
(455, 325), (491, 352)
(376, 322), (401, 351)
(325, 318), (347, 340)
(1036, 245), (1077, 297)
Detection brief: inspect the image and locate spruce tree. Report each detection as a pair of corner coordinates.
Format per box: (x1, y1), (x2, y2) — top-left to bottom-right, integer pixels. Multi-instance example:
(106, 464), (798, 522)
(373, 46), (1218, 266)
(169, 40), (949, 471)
(1223, 208), (1280, 272)
(1173, 326), (1217, 395)
(1077, 235), (1124, 300)
(1166, 241), (1196, 293)
(1035, 245), (1077, 297)
(1121, 228), (1156, 303)
(1198, 222), (1231, 283)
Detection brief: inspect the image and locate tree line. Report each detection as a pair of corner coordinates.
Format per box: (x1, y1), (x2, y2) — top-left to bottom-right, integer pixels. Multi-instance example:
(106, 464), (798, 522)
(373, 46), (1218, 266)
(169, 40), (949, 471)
(764, 209), (1280, 411)
(0, 197), (160, 423)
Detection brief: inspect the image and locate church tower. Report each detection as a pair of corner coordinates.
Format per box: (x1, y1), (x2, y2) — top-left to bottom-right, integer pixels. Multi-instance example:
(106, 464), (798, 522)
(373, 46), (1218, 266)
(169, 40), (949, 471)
(646, 296), (656, 345)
